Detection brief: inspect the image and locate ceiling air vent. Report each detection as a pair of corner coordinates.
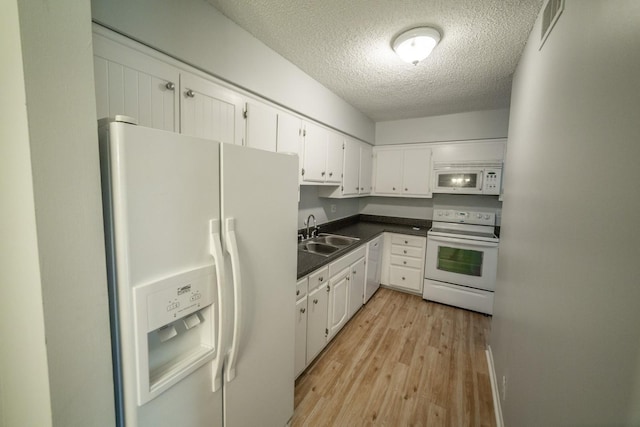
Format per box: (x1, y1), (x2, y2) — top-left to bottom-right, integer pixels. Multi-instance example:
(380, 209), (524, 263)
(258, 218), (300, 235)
(539, 0), (564, 49)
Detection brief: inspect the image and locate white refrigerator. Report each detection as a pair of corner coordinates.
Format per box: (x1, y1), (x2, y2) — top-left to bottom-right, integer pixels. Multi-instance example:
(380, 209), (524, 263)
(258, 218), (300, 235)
(98, 118), (298, 427)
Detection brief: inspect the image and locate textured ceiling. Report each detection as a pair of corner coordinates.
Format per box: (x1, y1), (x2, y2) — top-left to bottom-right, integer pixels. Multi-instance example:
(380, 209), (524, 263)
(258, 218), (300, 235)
(206, 0), (543, 122)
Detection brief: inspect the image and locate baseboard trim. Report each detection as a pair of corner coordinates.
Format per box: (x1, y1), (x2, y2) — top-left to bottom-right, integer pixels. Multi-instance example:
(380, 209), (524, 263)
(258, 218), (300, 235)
(486, 346), (504, 427)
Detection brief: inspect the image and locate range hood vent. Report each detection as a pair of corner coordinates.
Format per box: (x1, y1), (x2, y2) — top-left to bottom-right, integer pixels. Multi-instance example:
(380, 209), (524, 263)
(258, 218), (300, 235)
(540, 0), (564, 49)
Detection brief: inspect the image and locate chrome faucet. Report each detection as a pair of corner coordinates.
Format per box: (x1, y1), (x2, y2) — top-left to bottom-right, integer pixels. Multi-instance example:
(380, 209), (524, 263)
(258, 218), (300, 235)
(305, 214), (317, 239)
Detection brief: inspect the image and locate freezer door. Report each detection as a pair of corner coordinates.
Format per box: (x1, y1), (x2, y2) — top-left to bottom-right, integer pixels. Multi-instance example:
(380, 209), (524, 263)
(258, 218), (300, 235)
(101, 122), (224, 427)
(220, 144), (298, 427)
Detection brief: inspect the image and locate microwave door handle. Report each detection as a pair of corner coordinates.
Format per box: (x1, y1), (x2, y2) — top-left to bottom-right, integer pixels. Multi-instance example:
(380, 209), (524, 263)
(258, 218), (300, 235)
(478, 172), (484, 191)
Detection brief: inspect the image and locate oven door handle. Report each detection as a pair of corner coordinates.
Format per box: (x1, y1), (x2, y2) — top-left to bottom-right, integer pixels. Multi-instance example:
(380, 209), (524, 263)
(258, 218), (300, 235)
(428, 235), (499, 248)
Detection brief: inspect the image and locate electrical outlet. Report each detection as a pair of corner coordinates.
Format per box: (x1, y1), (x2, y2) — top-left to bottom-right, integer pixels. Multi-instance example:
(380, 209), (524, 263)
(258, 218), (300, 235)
(330, 204), (336, 213)
(501, 375), (507, 401)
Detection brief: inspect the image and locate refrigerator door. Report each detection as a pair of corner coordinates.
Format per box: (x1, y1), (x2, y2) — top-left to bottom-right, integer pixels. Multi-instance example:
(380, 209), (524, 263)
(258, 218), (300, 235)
(220, 144), (298, 427)
(100, 122), (224, 427)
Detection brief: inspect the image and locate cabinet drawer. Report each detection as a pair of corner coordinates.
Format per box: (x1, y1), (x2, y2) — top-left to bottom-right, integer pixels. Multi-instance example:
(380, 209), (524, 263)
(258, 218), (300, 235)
(391, 235), (425, 248)
(391, 244), (423, 258)
(389, 265), (423, 292)
(308, 266), (329, 292)
(296, 277), (308, 300)
(390, 255), (423, 269)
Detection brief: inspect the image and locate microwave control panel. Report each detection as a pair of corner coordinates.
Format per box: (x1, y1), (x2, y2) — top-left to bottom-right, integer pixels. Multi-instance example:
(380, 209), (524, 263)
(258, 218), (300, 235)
(482, 168), (502, 194)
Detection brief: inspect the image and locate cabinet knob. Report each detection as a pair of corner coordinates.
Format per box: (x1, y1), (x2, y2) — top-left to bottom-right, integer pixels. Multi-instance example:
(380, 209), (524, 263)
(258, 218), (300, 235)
(321, 171), (326, 176)
(296, 290), (300, 296)
(356, 187), (359, 190)
(405, 240), (408, 244)
(329, 172), (333, 177)
(392, 187), (396, 191)
(346, 276), (350, 281)
(403, 261), (407, 265)
(165, 82), (175, 90)
(405, 188), (408, 191)
(360, 187), (364, 190)
(319, 276), (324, 282)
(353, 270), (356, 275)
(402, 277), (406, 280)
(185, 89), (195, 98)
(300, 308), (306, 314)
(403, 250), (407, 254)
(313, 299), (318, 304)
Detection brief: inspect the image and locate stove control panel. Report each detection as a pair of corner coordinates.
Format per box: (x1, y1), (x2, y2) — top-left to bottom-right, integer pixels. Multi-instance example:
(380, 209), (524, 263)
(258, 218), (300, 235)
(433, 209), (495, 226)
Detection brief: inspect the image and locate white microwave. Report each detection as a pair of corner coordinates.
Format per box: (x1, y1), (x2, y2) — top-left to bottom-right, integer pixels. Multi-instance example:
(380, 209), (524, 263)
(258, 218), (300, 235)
(432, 162), (502, 195)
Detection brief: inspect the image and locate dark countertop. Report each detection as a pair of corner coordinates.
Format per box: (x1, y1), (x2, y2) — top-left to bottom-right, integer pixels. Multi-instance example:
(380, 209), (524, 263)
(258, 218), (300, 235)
(297, 215), (430, 279)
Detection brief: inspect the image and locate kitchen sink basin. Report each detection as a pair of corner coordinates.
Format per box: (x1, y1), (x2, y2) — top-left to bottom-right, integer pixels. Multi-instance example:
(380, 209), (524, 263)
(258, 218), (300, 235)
(298, 233), (359, 256)
(314, 234), (359, 247)
(298, 242), (340, 256)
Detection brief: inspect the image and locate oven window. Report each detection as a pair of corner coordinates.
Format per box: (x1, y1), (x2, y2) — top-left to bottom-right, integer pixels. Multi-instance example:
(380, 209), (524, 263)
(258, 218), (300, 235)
(437, 173), (478, 188)
(437, 246), (483, 276)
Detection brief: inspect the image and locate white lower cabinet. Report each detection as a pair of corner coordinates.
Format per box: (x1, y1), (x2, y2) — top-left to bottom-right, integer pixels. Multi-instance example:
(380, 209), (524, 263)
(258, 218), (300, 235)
(327, 267), (350, 340)
(381, 233), (427, 294)
(297, 245), (366, 376)
(294, 278), (308, 378)
(305, 267), (329, 366)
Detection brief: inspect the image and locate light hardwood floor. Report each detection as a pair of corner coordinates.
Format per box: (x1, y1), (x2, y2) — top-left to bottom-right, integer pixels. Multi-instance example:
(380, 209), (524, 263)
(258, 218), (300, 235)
(292, 287), (495, 427)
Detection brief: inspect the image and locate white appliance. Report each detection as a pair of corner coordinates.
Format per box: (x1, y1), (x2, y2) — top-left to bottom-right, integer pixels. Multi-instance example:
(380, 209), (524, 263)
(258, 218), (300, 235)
(423, 208), (499, 314)
(431, 162), (502, 195)
(99, 117), (298, 427)
(364, 235), (383, 303)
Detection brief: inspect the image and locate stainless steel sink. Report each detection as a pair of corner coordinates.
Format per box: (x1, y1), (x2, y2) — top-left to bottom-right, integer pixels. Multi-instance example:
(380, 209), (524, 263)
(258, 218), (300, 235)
(314, 234), (359, 247)
(298, 233), (359, 256)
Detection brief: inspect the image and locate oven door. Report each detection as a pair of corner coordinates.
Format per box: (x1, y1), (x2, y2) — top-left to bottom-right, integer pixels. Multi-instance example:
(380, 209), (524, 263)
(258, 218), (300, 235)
(425, 234), (498, 290)
(432, 169), (483, 194)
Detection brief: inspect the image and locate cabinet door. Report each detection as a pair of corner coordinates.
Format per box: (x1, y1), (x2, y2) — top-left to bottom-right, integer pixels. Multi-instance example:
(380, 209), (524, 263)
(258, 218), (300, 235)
(306, 283), (329, 364)
(180, 72), (245, 145)
(93, 33), (179, 132)
(327, 268), (349, 340)
(348, 258), (366, 319)
(325, 131), (344, 184)
(402, 148), (432, 196)
(359, 143), (373, 195)
(295, 295), (308, 378)
(342, 139), (360, 196)
(245, 101), (277, 152)
(276, 112), (303, 182)
(373, 149), (403, 194)
(365, 236), (383, 302)
(302, 122), (327, 182)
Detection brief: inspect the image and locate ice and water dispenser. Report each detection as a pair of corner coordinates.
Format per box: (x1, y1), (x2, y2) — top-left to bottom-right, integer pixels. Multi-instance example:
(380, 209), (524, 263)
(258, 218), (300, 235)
(131, 264), (218, 404)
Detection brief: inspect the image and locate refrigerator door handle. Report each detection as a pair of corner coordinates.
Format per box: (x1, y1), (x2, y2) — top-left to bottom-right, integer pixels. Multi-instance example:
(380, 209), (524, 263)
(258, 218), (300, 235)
(209, 219), (226, 392)
(224, 217), (242, 382)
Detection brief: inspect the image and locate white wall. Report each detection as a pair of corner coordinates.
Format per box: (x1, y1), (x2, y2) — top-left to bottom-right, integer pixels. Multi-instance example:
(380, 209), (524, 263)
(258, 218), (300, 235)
(0, 2), (53, 426)
(298, 186), (360, 229)
(90, 0), (375, 143)
(1, 1), (116, 426)
(359, 194), (502, 223)
(491, 1), (640, 425)
(375, 108), (509, 145)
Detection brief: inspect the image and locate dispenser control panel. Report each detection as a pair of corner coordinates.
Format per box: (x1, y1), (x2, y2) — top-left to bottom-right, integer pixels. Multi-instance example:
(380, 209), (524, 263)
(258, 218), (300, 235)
(139, 266), (215, 332)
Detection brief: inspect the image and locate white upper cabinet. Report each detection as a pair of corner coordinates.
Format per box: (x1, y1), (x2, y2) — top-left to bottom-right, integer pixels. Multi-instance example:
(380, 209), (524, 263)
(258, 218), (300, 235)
(302, 121), (327, 183)
(342, 138), (361, 196)
(359, 143), (373, 195)
(244, 101), (278, 152)
(276, 111), (303, 182)
(372, 146), (432, 198)
(180, 73), (245, 145)
(373, 149), (403, 195)
(93, 33), (179, 132)
(325, 131), (344, 184)
(302, 122), (343, 185)
(402, 148), (432, 196)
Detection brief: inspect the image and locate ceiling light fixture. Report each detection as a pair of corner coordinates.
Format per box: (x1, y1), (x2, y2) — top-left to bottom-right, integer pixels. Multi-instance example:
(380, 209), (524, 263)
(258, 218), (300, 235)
(392, 27), (441, 65)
